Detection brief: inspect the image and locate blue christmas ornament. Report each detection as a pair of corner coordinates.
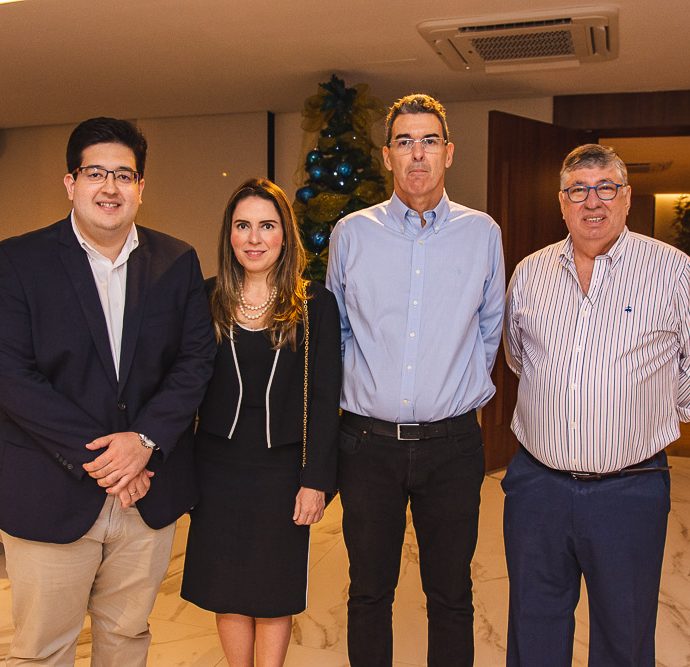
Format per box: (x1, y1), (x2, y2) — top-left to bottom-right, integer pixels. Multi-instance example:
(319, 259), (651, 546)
(306, 150), (321, 165)
(296, 186), (315, 204)
(309, 166), (324, 181)
(310, 230), (329, 254)
(337, 162), (353, 177)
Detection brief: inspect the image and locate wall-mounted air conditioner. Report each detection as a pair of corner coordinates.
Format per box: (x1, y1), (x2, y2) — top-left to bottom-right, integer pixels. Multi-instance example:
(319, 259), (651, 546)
(418, 7), (619, 73)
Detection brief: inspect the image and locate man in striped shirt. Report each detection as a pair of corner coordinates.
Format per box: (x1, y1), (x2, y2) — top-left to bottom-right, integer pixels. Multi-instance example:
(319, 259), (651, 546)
(503, 143), (690, 666)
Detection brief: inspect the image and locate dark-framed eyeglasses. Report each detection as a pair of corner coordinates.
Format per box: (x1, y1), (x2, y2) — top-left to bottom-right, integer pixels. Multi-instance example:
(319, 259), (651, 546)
(562, 182), (626, 203)
(388, 137), (448, 154)
(72, 166), (141, 185)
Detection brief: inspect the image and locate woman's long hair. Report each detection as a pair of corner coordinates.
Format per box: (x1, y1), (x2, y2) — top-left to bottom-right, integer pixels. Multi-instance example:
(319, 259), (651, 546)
(210, 178), (308, 349)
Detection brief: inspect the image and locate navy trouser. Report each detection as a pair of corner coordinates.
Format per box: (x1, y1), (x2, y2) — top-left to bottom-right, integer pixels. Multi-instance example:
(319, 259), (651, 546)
(338, 411), (484, 667)
(502, 447), (670, 667)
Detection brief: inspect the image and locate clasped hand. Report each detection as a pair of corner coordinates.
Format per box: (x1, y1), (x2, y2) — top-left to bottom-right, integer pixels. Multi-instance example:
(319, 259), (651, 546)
(83, 432), (155, 508)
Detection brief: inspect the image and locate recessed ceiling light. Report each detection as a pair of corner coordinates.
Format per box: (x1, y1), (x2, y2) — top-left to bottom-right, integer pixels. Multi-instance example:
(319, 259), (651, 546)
(0, 0), (24, 4)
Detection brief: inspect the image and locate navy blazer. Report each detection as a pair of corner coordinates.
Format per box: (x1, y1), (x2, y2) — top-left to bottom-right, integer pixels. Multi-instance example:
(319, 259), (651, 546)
(0, 216), (216, 543)
(197, 280), (341, 492)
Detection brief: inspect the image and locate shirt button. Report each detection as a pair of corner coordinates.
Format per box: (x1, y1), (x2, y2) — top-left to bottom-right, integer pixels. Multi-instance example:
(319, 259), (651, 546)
(570, 421), (577, 429)
(412, 300), (418, 306)
(571, 383), (577, 390)
(409, 332), (416, 338)
(407, 365), (412, 370)
(415, 269), (421, 275)
(417, 240), (424, 245)
(117, 401), (127, 411)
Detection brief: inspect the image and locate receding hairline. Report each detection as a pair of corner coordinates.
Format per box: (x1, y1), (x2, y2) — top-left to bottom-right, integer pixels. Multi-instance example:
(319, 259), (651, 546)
(385, 93), (449, 144)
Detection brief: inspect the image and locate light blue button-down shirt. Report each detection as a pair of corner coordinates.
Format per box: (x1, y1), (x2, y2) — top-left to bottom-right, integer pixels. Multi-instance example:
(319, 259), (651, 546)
(326, 191), (505, 423)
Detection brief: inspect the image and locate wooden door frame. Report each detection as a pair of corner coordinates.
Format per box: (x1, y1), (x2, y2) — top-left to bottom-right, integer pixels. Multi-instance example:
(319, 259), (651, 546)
(482, 111), (591, 471)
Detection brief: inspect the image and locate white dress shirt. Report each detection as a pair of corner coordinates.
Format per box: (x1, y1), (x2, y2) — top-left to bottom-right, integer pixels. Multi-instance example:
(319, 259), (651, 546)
(71, 213), (139, 380)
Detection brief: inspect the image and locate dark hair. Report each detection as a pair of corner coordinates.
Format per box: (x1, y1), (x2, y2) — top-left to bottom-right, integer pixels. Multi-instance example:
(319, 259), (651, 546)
(385, 93), (449, 145)
(66, 117), (148, 176)
(211, 178), (308, 349)
(560, 143), (627, 188)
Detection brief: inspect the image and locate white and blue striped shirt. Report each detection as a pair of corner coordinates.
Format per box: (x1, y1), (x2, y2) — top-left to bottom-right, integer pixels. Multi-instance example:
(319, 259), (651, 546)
(505, 228), (690, 473)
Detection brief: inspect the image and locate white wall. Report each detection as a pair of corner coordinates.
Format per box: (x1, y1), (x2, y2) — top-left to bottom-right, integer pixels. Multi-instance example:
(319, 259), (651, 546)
(1, 96), (552, 274)
(136, 113), (267, 276)
(274, 111), (307, 200)
(273, 97), (553, 214)
(0, 123), (75, 236)
(0, 113), (267, 277)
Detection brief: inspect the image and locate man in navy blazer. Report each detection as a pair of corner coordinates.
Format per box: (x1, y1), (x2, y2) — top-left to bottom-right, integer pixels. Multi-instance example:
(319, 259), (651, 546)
(0, 117), (215, 665)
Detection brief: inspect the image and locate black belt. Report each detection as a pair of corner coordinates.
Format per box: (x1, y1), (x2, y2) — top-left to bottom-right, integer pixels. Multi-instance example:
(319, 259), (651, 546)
(341, 410), (475, 441)
(522, 447), (670, 481)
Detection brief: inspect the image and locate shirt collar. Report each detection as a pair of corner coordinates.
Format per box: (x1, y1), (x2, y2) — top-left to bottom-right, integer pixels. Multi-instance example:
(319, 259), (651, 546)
(387, 191), (450, 235)
(70, 210), (139, 267)
(559, 226), (629, 266)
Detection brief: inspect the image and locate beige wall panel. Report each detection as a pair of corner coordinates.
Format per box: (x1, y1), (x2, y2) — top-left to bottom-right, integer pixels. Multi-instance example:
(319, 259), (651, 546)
(273, 97), (552, 218)
(2, 99), (551, 270)
(136, 113), (267, 277)
(0, 114), (267, 278)
(274, 111), (304, 202)
(0, 123), (75, 239)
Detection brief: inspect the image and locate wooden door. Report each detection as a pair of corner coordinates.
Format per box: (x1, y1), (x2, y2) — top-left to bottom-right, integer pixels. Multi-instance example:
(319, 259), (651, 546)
(481, 111), (591, 471)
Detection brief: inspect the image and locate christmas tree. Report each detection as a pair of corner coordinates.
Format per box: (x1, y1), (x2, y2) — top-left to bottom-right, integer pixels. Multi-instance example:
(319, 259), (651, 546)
(674, 194), (690, 256)
(293, 75), (389, 280)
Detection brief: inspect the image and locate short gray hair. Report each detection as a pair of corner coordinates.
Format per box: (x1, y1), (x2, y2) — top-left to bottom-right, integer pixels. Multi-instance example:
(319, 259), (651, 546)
(560, 144), (627, 189)
(385, 94), (449, 146)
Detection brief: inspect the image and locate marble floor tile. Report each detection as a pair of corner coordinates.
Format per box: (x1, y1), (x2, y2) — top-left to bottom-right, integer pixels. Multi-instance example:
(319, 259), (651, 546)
(1, 457), (689, 665)
(145, 619), (225, 667)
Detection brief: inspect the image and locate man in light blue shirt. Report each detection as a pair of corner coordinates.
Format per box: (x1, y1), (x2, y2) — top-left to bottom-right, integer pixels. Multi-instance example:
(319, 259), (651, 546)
(326, 94), (505, 667)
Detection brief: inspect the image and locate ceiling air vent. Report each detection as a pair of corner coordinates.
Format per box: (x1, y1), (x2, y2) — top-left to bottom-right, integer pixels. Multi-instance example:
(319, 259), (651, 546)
(418, 7), (618, 73)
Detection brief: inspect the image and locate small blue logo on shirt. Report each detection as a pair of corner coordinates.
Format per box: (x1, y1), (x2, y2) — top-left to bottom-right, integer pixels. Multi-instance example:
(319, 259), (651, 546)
(624, 305), (632, 313)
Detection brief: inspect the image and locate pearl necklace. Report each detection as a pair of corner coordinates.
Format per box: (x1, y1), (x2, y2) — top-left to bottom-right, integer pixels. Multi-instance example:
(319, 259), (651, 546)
(238, 284), (277, 321)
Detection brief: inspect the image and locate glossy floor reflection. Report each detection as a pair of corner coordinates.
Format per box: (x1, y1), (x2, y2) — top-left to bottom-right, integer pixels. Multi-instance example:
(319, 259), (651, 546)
(1, 457), (689, 666)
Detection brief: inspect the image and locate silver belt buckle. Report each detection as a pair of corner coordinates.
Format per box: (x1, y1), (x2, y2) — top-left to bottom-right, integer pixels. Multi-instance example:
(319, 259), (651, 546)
(397, 423), (420, 440)
(570, 471), (602, 480)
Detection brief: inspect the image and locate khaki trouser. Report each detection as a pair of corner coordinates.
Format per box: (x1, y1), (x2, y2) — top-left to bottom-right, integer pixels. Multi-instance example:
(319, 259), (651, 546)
(1, 496), (175, 666)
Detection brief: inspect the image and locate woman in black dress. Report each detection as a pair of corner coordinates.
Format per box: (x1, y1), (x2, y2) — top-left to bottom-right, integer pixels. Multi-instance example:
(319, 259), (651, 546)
(181, 178), (341, 666)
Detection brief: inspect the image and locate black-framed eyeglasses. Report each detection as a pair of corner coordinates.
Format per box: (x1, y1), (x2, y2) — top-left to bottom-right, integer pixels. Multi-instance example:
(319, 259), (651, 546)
(388, 137), (448, 154)
(562, 182), (626, 203)
(72, 166), (141, 185)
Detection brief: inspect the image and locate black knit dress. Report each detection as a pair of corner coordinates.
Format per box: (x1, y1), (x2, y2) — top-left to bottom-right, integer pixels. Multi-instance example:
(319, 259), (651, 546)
(181, 325), (308, 617)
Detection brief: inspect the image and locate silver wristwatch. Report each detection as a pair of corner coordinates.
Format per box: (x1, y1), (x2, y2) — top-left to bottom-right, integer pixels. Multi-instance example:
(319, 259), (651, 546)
(138, 433), (159, 451)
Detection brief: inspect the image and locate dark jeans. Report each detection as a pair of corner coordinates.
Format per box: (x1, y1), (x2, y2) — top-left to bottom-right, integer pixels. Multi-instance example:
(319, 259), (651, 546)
(503, 447), (670, 667)
(338, 411), (485, 667)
